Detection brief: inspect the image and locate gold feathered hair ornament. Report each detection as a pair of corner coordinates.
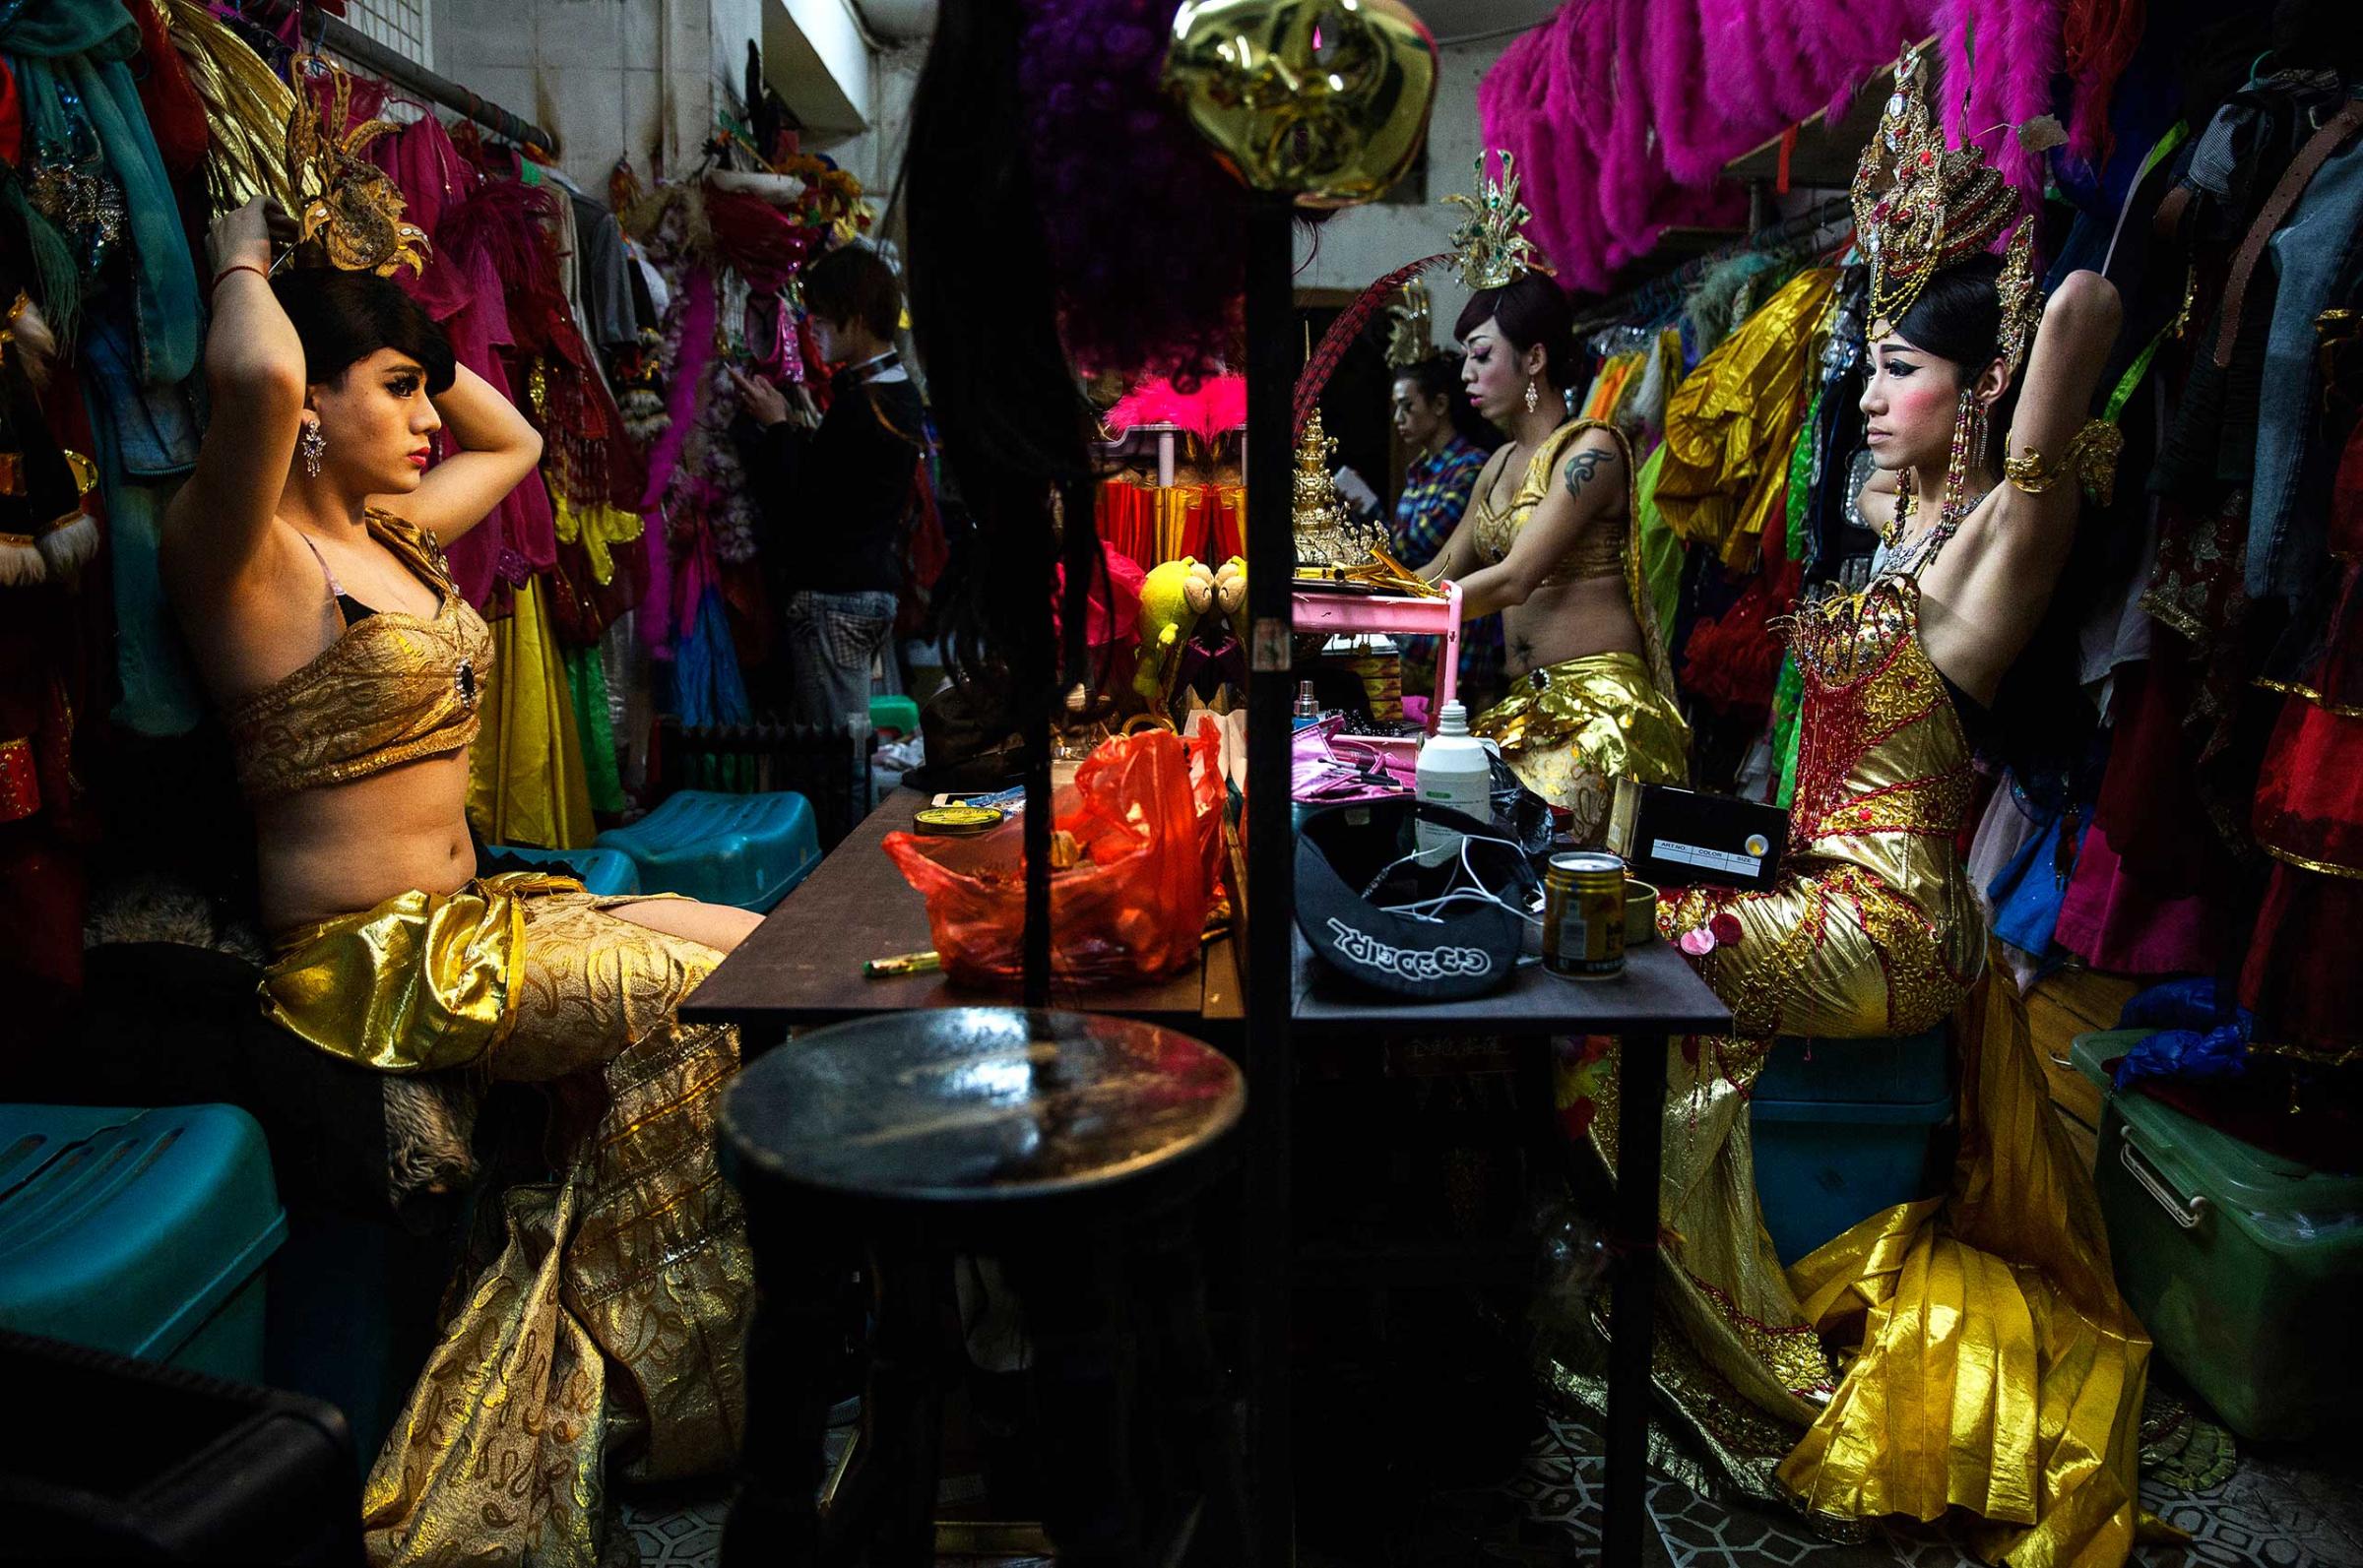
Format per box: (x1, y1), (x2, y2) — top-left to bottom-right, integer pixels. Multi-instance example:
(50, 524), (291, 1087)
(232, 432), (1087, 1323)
(284, 52), (429, 278)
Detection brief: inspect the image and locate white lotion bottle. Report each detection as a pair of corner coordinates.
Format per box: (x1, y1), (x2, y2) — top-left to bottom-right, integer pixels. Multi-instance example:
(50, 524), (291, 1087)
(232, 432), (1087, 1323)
(1415, 700), (1492, 858)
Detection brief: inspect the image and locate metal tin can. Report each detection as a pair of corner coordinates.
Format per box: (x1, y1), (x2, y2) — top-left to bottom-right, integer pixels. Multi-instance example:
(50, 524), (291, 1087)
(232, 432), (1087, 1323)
(912, 804), (1004, 837)
(1543, 851), (1627, 979)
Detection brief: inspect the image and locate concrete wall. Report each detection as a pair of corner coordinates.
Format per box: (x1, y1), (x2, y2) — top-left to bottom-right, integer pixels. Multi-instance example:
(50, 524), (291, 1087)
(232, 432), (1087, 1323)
(1292, 36), (1501, 340)
(431, 0), (731, 190)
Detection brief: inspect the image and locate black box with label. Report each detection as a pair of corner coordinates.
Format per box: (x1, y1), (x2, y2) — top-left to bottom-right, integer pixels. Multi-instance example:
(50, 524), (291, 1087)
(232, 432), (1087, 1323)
(1606, 780), (1789, 892)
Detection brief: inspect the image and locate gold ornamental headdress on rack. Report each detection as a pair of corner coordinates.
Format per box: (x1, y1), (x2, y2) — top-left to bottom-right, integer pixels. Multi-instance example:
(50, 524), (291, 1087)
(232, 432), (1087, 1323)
(285, 52), (430, 278)
(1442, 150), (1550, 290)
(1850, 43), (2037, 368)
(1383, 277), (1433, 368)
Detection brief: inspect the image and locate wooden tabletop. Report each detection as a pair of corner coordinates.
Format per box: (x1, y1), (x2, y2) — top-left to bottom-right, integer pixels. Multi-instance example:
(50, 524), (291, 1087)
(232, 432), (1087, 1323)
(681, 788), (1237, 1039)
(1292, 928), (1732, 1035)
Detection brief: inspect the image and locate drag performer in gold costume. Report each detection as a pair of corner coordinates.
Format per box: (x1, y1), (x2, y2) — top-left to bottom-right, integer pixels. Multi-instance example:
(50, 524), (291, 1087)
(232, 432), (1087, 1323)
(1550, 49), (2149, 1567)
(163, 165), (758, 1568)
(1420, 157), (1689, 842)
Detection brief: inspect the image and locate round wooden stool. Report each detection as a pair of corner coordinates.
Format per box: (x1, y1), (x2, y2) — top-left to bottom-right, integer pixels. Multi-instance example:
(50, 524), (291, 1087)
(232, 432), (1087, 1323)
(719, 1008), (1246, 1568)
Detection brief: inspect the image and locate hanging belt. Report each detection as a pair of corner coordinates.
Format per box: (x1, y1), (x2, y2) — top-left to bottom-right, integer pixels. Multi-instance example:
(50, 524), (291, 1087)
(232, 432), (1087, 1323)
(2214, 96), (2363, 369)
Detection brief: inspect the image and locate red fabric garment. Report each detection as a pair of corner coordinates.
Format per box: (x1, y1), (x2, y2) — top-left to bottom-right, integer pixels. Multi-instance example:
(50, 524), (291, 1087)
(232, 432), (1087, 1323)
(0, 60), (19, 167)
(2051, 659), (2233, 974)
(2239, 863), (2363, 1058)
(130, 0), (209, 178)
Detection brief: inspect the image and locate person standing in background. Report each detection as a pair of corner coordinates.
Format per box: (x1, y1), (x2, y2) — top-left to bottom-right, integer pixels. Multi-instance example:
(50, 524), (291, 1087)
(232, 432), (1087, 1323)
(731, 244), (926, 727)
(1387, 353), (1501, 711)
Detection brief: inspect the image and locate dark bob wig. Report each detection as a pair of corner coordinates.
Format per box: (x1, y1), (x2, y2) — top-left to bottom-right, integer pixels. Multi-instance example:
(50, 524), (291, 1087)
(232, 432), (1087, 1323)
(1453, 273), (1577, 389)
(270, 269), (456, 395)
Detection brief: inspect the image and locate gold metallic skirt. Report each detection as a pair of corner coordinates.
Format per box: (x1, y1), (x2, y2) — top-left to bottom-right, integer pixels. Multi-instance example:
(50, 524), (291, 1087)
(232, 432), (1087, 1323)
(1543, 950), (2149, 1566)
(1467, 651), (1690, 841)
(266, 873), (751, 1568)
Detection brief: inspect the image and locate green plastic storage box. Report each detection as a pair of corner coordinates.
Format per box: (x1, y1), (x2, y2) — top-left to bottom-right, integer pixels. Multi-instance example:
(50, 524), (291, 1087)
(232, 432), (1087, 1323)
(0, 1104), (287, 1384)
(2072, 1030), (2363, 1441)
(597, 788), (822, 912)
(1751, 1026), (1954, 1266)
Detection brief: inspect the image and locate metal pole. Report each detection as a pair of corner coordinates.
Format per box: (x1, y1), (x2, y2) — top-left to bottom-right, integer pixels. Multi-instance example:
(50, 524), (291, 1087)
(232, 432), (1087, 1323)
(249, 0), (561, 159)
(1242, 197), (1297, 1567)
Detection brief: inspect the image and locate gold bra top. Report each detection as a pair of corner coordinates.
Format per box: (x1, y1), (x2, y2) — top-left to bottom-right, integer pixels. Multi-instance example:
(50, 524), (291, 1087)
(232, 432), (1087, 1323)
(225, 509), (491, 803)
(1468, 419), (1629, 587)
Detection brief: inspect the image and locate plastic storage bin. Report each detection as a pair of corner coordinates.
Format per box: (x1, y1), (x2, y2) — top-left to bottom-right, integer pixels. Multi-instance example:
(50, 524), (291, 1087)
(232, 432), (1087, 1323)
(1, 1328), (361, 1564)
(597, 788), (823, 911)
(0, 1104), (287, 1383)
(1750, 1026), (1954, 1265)
(2072, 1030), (2363, 1441)
(483, 842), (644, 896)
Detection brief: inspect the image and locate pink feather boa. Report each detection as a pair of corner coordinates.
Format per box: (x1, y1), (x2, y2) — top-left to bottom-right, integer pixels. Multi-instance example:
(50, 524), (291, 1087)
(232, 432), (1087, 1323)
(1480, 0), (2096, 296)
(1106, 374), (1247, 444)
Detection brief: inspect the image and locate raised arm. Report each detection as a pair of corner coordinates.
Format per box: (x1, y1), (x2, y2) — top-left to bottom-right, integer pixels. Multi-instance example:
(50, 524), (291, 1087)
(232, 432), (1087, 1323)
(1450, 431), (1625, 619)
(1998, 269), (2124, 533)
(377, 361), (543, 544)
(161, 199), (305, 597)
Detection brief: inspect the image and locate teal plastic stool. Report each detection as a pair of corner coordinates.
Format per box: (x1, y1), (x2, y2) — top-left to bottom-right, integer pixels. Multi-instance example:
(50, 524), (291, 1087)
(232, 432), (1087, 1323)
(596, 789), (822, 911)
(869, 694), (921, 738)
(1750, 1025), (1955, 1265)
(0, 1104), (287, 1383)
(485, 843), (644, 897)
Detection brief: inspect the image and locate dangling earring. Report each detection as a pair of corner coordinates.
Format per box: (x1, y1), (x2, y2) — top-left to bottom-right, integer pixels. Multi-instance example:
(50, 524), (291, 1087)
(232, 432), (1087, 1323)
(299, 419), (326, 479)
(1938, 388), (1978, 537)
(1524, 376), (1540, 414)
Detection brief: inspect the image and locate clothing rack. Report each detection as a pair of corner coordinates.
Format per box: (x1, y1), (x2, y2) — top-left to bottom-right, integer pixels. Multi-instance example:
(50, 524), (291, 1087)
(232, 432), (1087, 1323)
(243, 0), (560, 159)
(1571, 192), (1854, 337)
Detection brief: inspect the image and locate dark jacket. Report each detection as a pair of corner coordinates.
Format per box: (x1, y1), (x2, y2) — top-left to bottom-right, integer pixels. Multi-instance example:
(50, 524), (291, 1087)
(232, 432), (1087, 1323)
(741, 359), (927, 596)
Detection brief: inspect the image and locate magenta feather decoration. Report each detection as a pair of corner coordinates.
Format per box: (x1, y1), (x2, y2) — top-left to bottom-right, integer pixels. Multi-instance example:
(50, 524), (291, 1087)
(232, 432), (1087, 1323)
(1108, 373), (1248, 443)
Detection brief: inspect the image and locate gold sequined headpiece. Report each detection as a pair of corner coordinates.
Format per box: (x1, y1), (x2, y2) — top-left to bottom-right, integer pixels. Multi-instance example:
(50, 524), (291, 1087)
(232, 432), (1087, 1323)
(1852, 46), (2029, 352)
(1383, 278), (1433, 368)
(1443, 150), (1549, 290)
(285, 53), (430, 279)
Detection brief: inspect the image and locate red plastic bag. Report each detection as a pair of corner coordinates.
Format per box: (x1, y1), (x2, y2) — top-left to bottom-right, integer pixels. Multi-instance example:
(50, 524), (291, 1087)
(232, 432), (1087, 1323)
(883, 725), (1224, 988)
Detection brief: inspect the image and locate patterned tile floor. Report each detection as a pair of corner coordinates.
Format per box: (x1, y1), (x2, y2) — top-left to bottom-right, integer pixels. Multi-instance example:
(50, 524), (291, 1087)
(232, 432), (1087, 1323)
(624, 1403), (2363, 1567)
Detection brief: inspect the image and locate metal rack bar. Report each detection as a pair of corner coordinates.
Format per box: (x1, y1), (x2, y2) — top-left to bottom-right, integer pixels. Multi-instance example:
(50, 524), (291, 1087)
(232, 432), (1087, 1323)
(244, 0), (560, 159)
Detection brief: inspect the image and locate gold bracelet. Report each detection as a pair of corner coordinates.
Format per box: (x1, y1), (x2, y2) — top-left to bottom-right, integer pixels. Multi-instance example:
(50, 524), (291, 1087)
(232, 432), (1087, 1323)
(2004, 418), (2123, 502)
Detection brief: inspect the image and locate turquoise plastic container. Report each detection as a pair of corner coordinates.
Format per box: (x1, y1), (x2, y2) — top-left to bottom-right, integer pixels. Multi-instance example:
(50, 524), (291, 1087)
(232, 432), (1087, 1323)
(0, 1104), (287, 1383)
(1750, 1026), (1954, 1265)
(869, 694), (921, 738)
(2072, 1031), (2363, 1440)
(485, 843), (644, 897)
(597, 789), (822, 911)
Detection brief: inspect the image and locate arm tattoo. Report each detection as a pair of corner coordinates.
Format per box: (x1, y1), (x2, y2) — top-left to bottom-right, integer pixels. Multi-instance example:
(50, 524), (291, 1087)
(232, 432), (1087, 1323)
(1563, 448), (1612, 498)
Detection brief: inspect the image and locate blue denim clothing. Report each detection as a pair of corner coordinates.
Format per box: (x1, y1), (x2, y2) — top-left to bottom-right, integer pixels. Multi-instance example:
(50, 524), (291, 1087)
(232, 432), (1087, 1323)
(785, 589), (896, 729)
(2250, 94), (2363, 603)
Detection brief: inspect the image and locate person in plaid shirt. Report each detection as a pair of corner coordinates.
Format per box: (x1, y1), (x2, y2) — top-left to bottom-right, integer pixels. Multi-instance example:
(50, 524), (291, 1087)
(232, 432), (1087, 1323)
(1390, 355), (1502, 709)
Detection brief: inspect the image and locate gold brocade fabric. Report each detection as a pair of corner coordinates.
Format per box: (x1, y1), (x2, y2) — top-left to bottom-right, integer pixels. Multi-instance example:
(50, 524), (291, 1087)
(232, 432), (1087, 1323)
(468, 575), (599, 851)
(1546, 578), (2148, 1564)
(226, 510), (492, 804)
(1468, 652), (1688, 840)
(1779, 963), (2150, 1568)
(267, 875), (750, 1566)
(1656, 269), (1838, 573)
(1662, 578), (1985, 1039)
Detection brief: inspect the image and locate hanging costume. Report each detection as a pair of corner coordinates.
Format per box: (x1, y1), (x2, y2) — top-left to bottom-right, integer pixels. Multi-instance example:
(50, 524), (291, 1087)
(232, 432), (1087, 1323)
(1545, 49), (2151, 1566)
(232, 510), (748, 1567)
(1462, 418), (1690, 840)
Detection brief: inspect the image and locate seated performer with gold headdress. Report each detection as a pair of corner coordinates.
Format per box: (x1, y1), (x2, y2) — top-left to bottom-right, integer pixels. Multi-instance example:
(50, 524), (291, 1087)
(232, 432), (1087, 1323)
(1416, 155), (1690, 843)
(160, 82), (756, 1568)
(1549, 47), (2146, 1567)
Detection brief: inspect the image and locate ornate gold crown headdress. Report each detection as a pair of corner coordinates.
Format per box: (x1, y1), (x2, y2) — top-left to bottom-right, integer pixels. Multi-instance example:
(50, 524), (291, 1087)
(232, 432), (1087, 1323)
(1851, 44), (2037, 369)
(1443, 150), (1549, 290)
(285, 53), (430, 278)
(1383, 277), (1433, 368)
